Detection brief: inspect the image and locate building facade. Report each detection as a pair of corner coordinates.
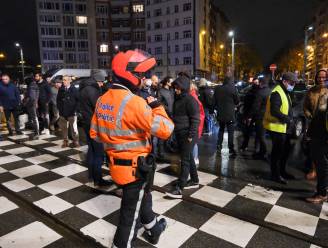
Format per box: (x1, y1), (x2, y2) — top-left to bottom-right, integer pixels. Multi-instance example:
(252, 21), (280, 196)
(36, 0), (146, 72)
(145, 0), (228, 79)
(313, 0), (328, 71)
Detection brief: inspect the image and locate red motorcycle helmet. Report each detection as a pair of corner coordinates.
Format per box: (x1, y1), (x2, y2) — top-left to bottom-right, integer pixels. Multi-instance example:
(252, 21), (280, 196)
(112, 49), (157, 87)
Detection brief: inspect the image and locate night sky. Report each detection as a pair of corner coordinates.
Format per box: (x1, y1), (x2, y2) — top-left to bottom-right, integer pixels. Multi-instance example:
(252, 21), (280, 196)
(0, 0), (320, 67)
(215, 0), (319, 66)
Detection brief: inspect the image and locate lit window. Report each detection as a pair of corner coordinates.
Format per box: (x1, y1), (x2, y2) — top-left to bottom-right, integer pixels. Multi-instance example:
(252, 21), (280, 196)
(76, 16), (87, 24)
(100, 44), (108, 53)
(133, 4), (144, 13)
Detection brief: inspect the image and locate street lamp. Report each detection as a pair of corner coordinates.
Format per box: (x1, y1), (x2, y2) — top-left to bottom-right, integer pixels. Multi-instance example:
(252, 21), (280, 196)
(0, 53), (5, 59)
(323, 33), (328, 38)
(228, 30), (235, 82)
(303, 26), (313, 81)
(14, 43), (25, 83)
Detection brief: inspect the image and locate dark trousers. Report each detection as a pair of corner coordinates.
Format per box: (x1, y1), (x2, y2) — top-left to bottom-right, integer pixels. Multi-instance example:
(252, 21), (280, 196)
(311, 139), (328, 196)
(217, 121), (235, 150)
(255, 119), (267, 154)
(84, 127), (104, 184)
(241, 119), (255, 149)
(27, 105), (39, 135)
(157, 138), (165, 156)
(176, 132), (199, 189)
(270, 132), (291, 177)
(38, 102), (50, 130)
(4, 108), (20, 132)
(114, 180), (156, 248)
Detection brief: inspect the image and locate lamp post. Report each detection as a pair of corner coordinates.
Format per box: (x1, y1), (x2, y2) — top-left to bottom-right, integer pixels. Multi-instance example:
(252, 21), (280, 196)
(228, 30), (235, 82)
(303, 26), (313, 81)
(15, 43), (25, 83)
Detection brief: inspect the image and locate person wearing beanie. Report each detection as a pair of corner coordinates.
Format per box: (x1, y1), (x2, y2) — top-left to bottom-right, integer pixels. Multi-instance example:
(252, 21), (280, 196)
(79, 69), (111, 187)
(166, 75), (200, 199)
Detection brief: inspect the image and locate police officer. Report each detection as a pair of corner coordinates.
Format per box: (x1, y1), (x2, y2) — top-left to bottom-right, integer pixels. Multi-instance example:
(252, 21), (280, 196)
(90, 50), (174, 248)
(263, 72), (298, 184)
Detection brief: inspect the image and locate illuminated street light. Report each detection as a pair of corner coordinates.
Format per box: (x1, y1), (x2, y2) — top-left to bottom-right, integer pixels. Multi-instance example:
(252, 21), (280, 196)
(201, 30), (206, 36)
(0, 53), (5, 59)
(228, 30), (235, 81)
(307, 45), (313, 50)
(114, 45), (119, 50)
(323, 33), (328, 38)
(14, 42), (25, 82)
(219, 44), (224, 50)
(303, 25), (314, 80)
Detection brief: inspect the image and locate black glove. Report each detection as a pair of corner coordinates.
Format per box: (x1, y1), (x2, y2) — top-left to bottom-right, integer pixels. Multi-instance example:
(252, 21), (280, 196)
(148, 100), (161, 109)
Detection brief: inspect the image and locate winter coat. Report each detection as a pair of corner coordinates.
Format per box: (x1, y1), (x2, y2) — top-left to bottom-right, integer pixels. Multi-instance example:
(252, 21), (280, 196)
(249, 84), (271, 120)
(57, 85), (79, 118)
(214, 77), (239, 122)
(0, 81), (21, 110)
(139, 86), (151, 100)
(269, 82), (294, 134)
(79, 78), (102, 128)
(37, 80), (52, 104)
(158, 87), (174, 117)
(199, 86), (215, 111)
(172, 77), (200, 139)
(242, 85), (258, 118)
(303, 86), (328, 119)
(303, 85), (328, 139)
(190, 89), (205, 139)
(24, 81), (39, 107)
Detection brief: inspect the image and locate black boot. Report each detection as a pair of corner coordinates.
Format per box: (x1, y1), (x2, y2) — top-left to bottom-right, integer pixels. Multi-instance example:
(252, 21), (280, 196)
(142, 218), (167, 245)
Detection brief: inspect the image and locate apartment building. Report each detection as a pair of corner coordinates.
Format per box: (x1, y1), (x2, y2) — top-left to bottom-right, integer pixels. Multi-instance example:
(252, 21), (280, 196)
(36, 0), (146, 72)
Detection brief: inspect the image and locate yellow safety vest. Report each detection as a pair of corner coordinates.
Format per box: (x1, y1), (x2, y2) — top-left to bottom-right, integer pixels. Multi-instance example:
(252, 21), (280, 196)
(263, 84), (290, 133)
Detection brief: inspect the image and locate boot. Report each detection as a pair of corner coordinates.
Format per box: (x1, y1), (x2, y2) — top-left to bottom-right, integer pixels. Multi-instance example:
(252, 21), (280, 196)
(142, 218), (167, 245)
(71, 141), (80, 148)
(62, 140), (69, 148)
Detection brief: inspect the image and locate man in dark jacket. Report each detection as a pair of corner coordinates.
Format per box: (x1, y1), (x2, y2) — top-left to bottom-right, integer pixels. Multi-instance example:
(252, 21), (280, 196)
(199, 78), (215, 135)
(57, 75), (79, 148)
(249, 75), (271, 159)
(35, 73), (51, 134)
(214, 76), (239, 157)
(263, 72), (296, 184)
(80, 70), (111, 187)
(239, 77), (259, 151)
(157, 77), (174, 159)
(166, 76), (200, 199)
(0, 74), (22, 136)
(24, 77), (40, 138)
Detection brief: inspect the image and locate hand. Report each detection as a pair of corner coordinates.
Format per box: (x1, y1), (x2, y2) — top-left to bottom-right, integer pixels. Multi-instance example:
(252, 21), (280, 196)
(188, 138), (192, 143)
(147, 96), (156, 104)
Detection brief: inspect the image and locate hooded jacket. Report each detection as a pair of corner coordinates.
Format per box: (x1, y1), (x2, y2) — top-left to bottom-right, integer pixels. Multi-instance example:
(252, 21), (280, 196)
(214, 77), (239, 122)
(173, 76), (200, 139)
(79, 78), (103, 128)
(0, 81), (21, 110)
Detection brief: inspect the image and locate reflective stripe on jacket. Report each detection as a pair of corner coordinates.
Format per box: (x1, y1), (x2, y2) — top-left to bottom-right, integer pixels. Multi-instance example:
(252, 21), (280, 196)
(263, 84), (290, 133)
(90, 85), (174, 185)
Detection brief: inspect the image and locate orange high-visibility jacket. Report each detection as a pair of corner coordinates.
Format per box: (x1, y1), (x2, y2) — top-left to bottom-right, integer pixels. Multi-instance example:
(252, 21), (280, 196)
(90, 84), (174, 185)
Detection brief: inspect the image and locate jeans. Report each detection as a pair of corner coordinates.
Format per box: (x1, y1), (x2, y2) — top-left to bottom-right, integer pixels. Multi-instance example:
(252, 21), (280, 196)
(255, 119), (267, 154)
(58, 116), (79, 141)
(193, 143), (199, 160)
(217, 121), (235, 150)
(26, 105), (39, 135)
(38, 102), (50, 130)
(84, 127), (104, 183)
(270, 132), (291, 177)
(49, 103), (59, 126)
(311, 139), (328, 196)
(113, 180), (156, 248)
(176, 132), (199, 188)
(4, 108), (20, 132)
(204, 108), (213, 133)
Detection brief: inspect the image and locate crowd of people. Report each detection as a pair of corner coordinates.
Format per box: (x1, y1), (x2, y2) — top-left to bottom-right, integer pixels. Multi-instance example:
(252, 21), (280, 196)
(0, 49), (328, 246)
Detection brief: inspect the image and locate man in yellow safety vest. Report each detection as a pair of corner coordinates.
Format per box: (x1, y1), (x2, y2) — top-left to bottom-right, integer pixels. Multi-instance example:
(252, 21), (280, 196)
(263, 72), (298, 184)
